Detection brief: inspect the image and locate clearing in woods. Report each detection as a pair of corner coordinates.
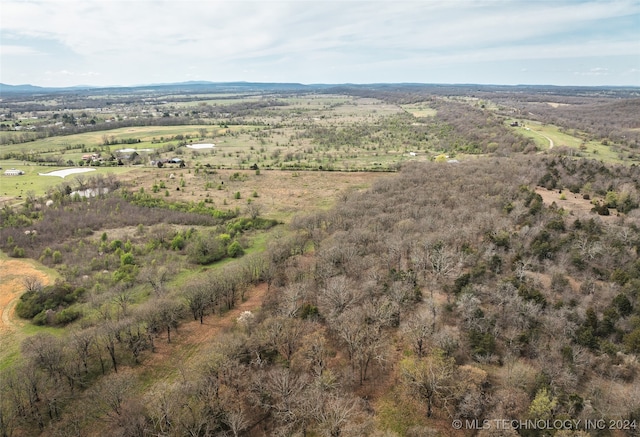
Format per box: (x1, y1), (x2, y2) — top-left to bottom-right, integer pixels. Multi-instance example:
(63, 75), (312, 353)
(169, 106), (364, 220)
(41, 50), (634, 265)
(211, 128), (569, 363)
(138, 283), (269, 384)
(535, 186), (618, 223)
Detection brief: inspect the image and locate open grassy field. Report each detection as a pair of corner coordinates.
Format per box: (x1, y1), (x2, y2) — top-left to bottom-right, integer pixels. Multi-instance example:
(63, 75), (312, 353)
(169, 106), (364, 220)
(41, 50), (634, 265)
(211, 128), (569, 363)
(0, 125), (243, 156)
(0, 162), (134, 202)
(501, 118), (635, 164)
(119, 166), (392, 222)
(401, 103), (437, 118)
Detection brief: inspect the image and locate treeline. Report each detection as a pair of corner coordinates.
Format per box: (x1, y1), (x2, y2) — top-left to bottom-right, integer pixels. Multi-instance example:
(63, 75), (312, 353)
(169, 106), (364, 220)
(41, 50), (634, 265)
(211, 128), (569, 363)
(429, 99), (536, 154)
(0, 100), (289, 146)
(0, 116), (205, 146)
(195, 99), (287, 118)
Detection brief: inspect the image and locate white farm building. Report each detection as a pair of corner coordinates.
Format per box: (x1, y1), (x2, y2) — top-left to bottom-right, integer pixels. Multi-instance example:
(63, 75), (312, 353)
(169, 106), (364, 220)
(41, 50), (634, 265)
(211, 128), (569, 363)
(4, 169), (25, 176)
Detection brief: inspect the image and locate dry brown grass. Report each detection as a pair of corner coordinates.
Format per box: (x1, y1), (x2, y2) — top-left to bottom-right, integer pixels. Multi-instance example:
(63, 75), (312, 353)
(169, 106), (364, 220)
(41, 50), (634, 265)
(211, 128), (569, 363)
(535, 187), (618, 223)
(0, 258), (53, 332)
(120, 167), (393, 221)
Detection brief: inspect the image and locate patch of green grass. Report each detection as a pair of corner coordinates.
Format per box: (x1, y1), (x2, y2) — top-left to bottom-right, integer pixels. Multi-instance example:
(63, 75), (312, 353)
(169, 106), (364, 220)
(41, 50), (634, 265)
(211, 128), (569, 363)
(20, 323), (65, 337)
(243, 226), (280, 255)
(0, 314), (65, 371)
(401, 104), (437, 118)
(509, 120), (635, 165)
(376, 387), (428, 435)
(0, 125), (237, 156)
(0, 249), (53, 271)
(0, 161), (133, 200)
(0, 350), (21, 371)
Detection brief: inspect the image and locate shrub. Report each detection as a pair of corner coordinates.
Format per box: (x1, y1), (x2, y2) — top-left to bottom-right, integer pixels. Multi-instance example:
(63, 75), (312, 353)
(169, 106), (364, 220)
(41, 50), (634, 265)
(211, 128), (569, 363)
(112, 264), (138, 283)
(518, 282), (547, 307)
(11, 246), (25, 258)
(120, 252), (134, 266)
(33, 310), (48, 326)
(55, 307), (81, 325)
(16, 282), (85, 323)
(591, 202), (610, 216)
(452, 273), (471, 295)
(187, 232), (226, 264)
(612, 293), (633, 317)
(624, 328), (640, 353)
(300, 304), (319, 319)
(171, 234), (186, 250)
(227, 240), (244, 258)
(468, 329), (496, 357)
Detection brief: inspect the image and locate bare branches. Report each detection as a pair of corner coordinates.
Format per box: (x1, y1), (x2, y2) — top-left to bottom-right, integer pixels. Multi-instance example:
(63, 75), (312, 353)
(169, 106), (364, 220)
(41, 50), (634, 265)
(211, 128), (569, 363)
(21, 275), (43, 293)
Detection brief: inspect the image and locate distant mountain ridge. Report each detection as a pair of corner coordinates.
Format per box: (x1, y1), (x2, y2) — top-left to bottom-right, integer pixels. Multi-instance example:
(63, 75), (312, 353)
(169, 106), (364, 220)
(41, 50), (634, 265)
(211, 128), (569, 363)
(0, 81), (314, 95)
(0, 83), (99, 93)
(1, 81), (638, 97)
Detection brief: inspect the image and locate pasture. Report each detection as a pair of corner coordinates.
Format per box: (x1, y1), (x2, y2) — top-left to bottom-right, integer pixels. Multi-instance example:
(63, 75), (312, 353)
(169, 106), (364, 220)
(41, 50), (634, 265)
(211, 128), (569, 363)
(0, 125), (243, 156)
(118, 166), (391, 222)
(0, 162), (133, 202)
(401, 103), (437, 118)
(511, 120), (630, 163)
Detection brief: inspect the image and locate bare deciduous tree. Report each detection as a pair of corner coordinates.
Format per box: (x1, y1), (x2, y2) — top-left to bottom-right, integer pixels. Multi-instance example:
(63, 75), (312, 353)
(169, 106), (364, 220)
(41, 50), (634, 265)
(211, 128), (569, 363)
(22, 334), (63, 381)
(403, 302), (437, 357)
(90, 371), (135, 420)
(22, 275), (44, 293)
(318, 276), (362, 321)
(139, 264), (170, 295)
(400, 350), (459, 418)
(245, 202), (263, 220)
(185, 278), (212, 324)
(315, 394), (363, 437)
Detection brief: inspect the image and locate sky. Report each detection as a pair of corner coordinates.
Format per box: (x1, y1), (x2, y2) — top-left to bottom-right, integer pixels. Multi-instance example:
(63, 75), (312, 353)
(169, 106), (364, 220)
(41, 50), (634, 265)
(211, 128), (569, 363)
(1, 0), (639, 87)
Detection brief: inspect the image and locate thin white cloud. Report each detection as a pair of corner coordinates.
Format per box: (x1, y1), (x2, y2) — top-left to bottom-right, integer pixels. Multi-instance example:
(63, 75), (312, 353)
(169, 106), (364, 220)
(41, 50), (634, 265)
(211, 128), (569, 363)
(0, 45), (42, 56)
(574, 67), (611, 77)
(44, 70), (100, 77)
